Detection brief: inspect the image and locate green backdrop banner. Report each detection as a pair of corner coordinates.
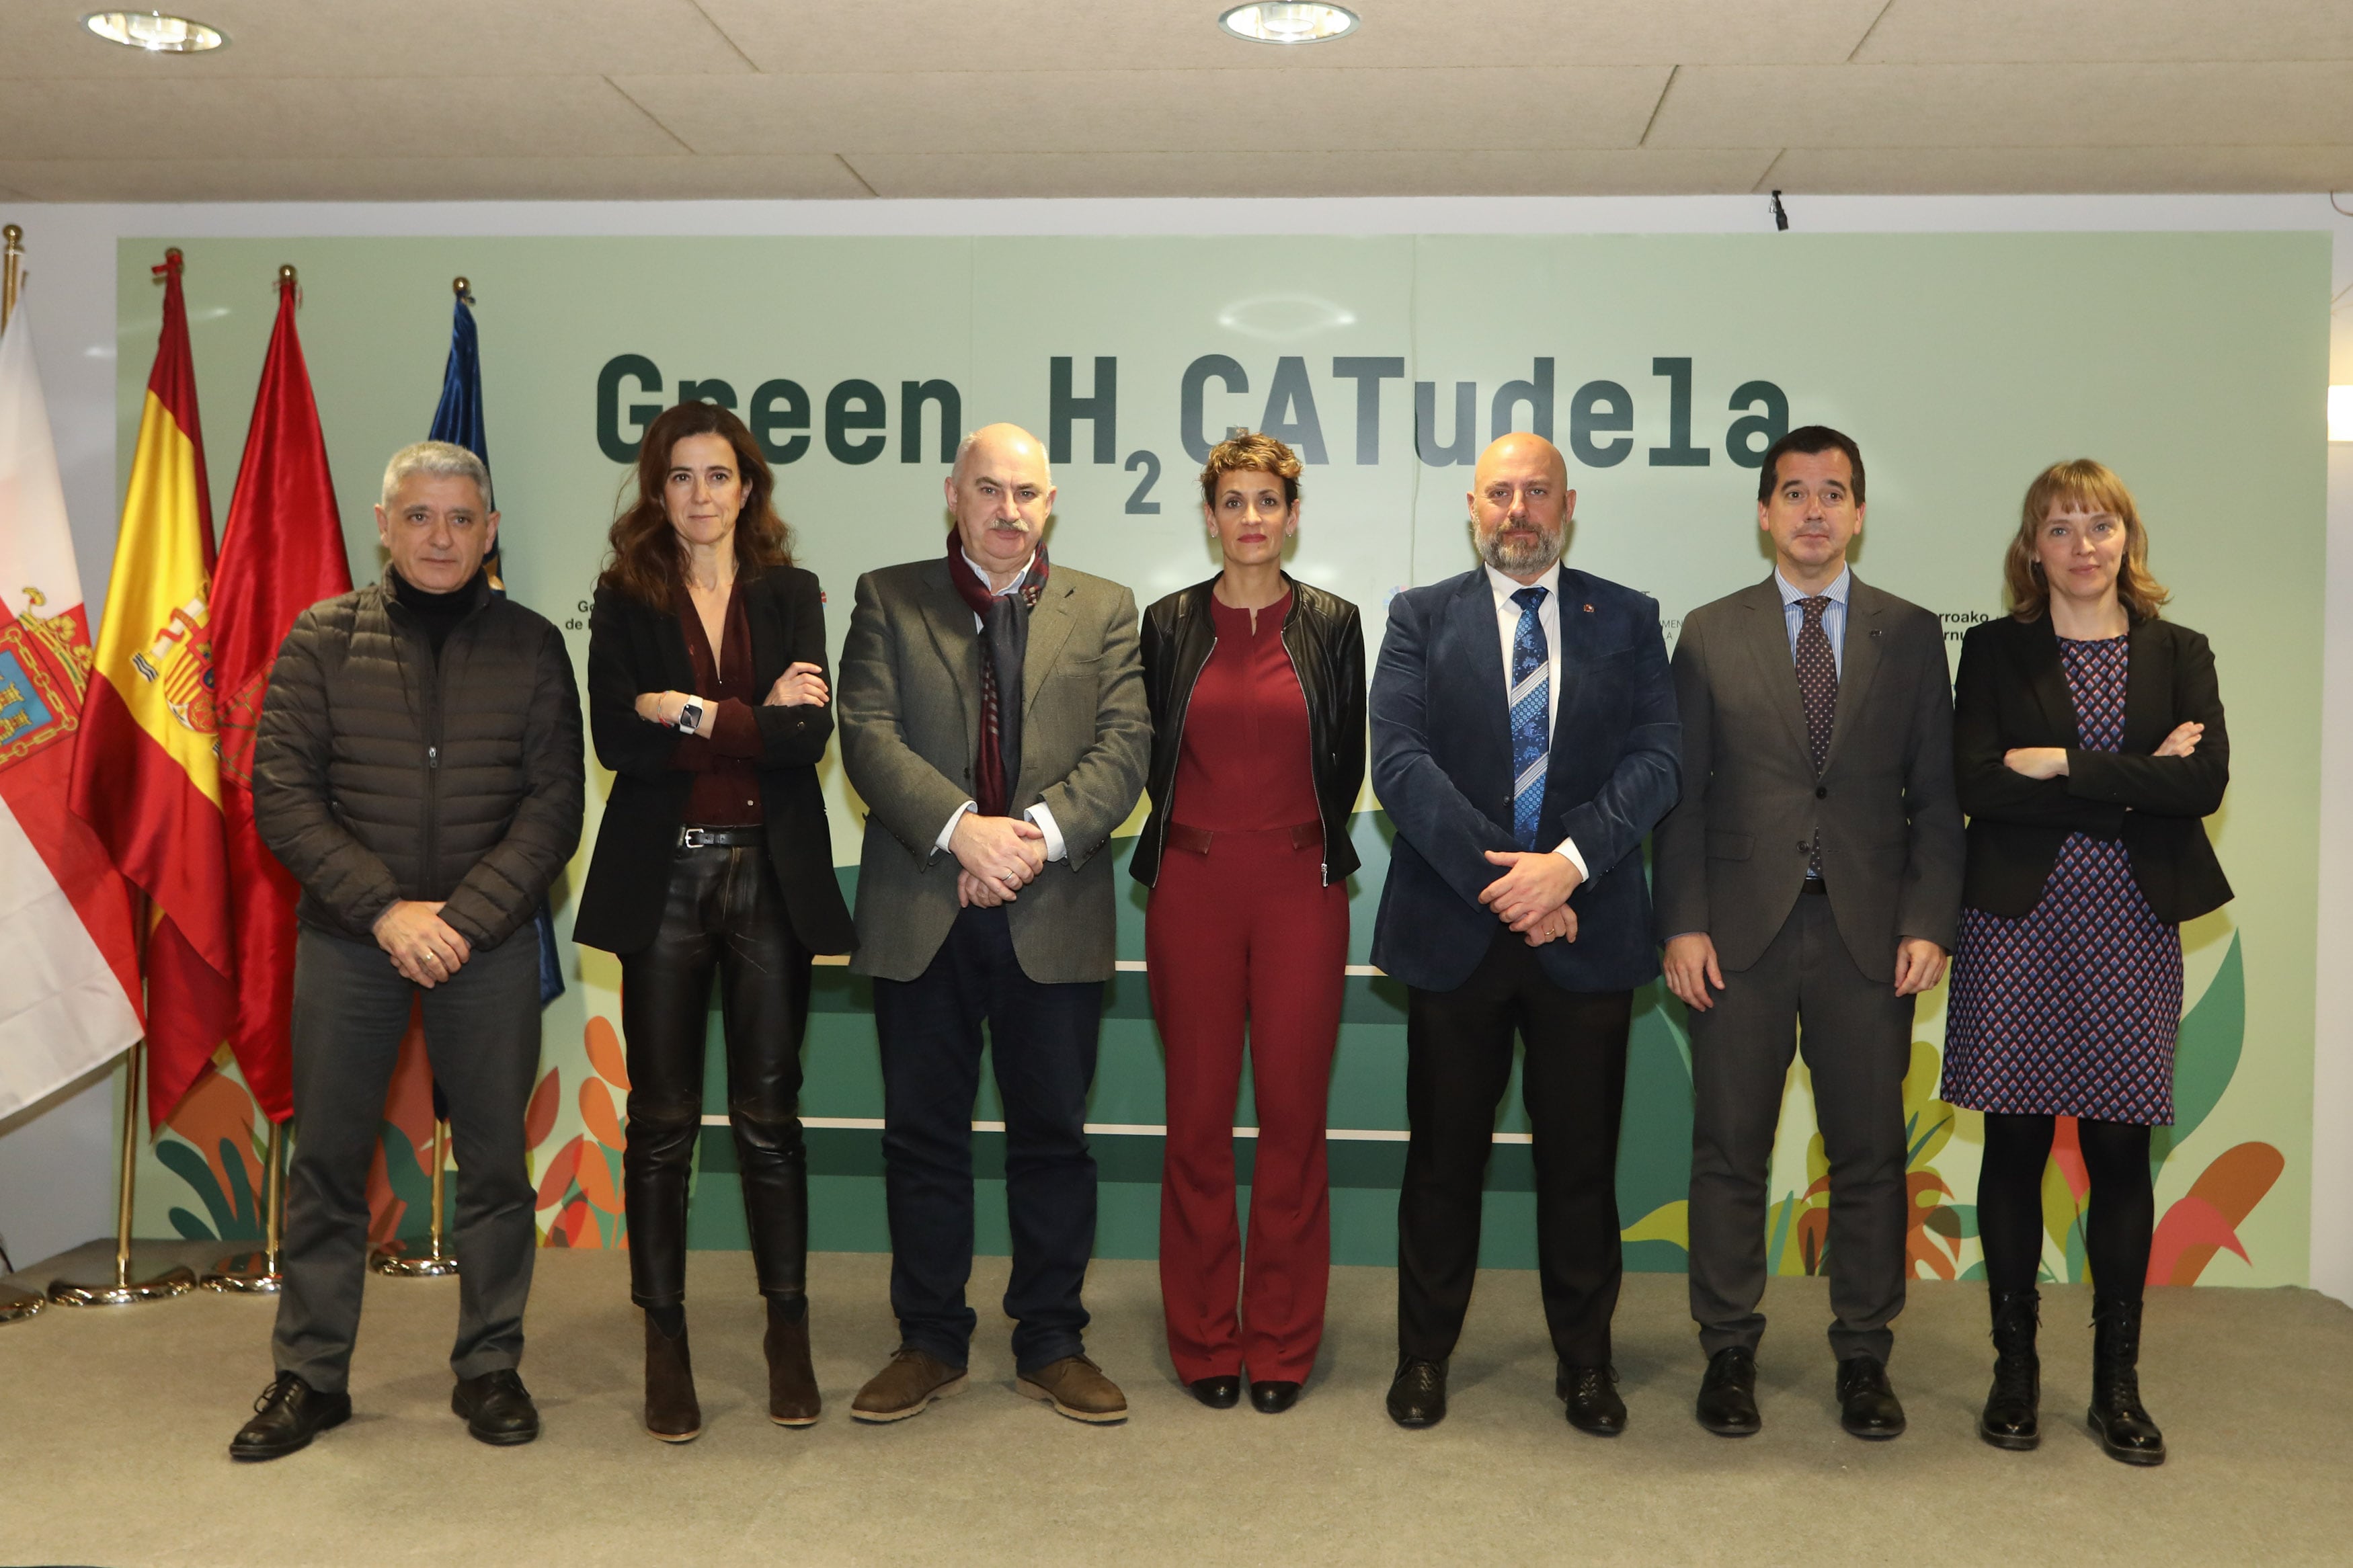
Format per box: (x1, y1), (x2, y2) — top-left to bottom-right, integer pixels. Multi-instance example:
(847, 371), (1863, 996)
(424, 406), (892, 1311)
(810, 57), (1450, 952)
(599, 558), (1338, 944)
(122, 233), (2323, 1288)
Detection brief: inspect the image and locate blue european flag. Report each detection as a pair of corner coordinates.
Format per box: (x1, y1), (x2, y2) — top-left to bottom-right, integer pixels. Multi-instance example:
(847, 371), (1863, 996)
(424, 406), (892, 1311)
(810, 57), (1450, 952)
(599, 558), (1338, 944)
(430, 281), (563, 1008)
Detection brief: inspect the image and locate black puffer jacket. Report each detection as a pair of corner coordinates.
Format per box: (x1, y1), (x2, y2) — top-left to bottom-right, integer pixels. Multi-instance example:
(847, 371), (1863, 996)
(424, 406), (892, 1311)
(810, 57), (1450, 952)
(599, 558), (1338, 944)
(1131, 573), (1365, 888)
(253, 571), (585, 949)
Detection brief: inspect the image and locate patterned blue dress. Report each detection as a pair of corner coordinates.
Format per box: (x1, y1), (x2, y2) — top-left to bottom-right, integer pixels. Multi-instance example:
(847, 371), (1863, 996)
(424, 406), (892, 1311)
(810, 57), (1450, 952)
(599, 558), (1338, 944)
(1940, 636), (2182, 1126)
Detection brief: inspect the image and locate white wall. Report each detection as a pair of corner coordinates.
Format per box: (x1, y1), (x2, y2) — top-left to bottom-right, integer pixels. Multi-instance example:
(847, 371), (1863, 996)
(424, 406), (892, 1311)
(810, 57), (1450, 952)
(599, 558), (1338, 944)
(0, 192), (2346, 1296)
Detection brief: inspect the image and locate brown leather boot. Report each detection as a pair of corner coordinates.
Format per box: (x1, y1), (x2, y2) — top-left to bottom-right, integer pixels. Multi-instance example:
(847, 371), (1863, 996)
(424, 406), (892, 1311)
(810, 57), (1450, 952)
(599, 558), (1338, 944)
(764, 1296), (821, 1428)
(850, 1348), (968, 1423)
(644, 1315), (701, 1443)
(1016, 1354), (1129, 1424)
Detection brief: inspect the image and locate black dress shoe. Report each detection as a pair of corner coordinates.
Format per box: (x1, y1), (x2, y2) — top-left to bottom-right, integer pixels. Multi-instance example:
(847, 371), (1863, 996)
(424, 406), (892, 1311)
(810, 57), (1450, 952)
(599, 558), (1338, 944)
(452, 1368), (541, 1446)
(1556, 1365), (1626, 1436)
(1835, 1356), (1906, 1440)
(1386, 1356), (1447, 1429)
(1188, 1374), (1242, 1409)
(1695, 1346), (1761, 1436)
(229, 1372), (352, 1462)
(1249, 1379), (1302, 1414)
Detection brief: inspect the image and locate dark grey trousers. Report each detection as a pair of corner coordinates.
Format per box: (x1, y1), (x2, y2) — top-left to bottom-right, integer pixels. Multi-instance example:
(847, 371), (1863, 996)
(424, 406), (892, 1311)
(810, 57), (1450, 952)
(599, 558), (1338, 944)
(1685, 892), (1915, 1364)
(270, 923), (542, 1393)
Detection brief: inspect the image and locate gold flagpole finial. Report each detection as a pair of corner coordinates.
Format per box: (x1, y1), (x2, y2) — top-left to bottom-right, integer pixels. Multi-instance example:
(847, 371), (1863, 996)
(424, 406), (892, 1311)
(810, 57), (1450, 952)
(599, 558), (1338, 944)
(3, 224), (24, 333)
(278, 263), (296, 284)
(452, 276), (472, 302)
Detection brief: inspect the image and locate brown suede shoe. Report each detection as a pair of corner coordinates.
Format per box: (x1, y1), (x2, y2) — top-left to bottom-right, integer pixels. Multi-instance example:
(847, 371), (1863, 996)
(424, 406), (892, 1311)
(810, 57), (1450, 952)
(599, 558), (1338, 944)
(764, 1298), (821, 1428)
(850, 1348), (968, 1424)
(1016, 1354), (1129, 1424)
(644, 1317), (701, 1443)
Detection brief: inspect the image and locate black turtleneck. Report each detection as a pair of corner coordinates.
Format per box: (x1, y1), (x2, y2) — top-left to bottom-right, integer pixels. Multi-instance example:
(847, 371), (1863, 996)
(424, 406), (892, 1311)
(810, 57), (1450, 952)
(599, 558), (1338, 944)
(391, 568), (483, 662)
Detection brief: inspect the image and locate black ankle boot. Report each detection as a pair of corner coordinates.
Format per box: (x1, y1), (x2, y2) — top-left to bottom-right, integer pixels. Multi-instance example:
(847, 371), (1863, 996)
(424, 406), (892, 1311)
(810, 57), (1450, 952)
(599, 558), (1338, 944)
(2087, 1295), (2165, 1466)
(765, 1294), (821, 1428)
(1979, 1288), (2040, 1450)
(644, 1312), (702, 1443)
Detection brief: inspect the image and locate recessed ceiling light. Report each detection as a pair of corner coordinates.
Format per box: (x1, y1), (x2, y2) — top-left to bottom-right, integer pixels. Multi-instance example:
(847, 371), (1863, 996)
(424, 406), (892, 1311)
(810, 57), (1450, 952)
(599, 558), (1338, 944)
(1218, 3), (1359, 45)
(84, 11), (226, 52)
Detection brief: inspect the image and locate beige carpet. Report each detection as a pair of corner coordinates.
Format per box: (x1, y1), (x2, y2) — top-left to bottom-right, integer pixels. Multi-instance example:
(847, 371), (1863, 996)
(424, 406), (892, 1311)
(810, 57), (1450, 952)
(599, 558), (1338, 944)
(3, 1241), (2349, 1567)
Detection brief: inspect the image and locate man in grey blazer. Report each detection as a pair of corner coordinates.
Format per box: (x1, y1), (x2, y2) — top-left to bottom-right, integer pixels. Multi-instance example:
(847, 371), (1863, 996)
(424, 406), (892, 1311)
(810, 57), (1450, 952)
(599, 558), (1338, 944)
(1654, 425), (1962, 1442)
(837, 422), (1150, 1425)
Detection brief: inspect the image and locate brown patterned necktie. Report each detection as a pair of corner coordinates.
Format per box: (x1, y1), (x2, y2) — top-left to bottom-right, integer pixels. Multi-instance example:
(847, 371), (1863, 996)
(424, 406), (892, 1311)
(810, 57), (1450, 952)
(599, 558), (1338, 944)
(1796, 595), (1837, 877)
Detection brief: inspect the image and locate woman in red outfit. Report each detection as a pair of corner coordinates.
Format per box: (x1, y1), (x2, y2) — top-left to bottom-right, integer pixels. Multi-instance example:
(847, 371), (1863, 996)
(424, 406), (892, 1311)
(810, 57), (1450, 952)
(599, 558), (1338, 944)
(1132, 432), (1365, 1414)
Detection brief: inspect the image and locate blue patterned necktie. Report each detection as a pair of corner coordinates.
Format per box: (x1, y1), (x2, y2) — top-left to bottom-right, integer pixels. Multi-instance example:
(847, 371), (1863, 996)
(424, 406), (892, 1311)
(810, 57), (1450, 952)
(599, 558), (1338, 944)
(1509, 586), (1550, 850)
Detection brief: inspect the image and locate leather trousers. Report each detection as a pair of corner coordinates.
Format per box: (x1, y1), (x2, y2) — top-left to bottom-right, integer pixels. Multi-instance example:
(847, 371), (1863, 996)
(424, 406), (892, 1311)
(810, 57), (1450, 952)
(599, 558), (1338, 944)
(619, 839), (813, 1308)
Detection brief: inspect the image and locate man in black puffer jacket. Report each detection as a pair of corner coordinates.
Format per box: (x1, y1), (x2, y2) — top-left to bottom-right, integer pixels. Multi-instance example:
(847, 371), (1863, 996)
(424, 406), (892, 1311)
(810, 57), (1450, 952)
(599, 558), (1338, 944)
(231, 441), (583, 1462)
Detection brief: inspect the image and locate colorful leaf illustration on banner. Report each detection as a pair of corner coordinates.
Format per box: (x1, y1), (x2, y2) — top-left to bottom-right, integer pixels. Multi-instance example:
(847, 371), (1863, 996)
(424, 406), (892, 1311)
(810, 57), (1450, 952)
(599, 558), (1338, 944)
(580, 1075), (626, 1151)
(163, 1065), (265, 1214)
(534, 1133), (584, 1212)
(585, 1015), (630, 1091)
(548, 1193), (596, 1248)
(2151, 1141), (2284, 1285)
(524, 1066), (559, 1151)
(2040, 1120), (2089, 1283)
(2151, 932), (2244, 1177)
(575, 1142), (624, 1215)
(1621, 1200), (1687, 1249)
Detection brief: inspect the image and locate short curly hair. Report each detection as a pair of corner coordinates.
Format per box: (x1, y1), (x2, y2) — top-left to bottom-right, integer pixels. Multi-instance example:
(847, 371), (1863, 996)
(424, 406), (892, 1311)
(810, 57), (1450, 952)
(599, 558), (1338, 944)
(1199, 430), (1302, 509)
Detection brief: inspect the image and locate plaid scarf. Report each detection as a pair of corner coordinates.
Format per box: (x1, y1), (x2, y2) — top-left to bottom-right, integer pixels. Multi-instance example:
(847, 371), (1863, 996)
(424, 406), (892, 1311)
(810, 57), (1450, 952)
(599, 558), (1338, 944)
(945, 533), (1049, 817)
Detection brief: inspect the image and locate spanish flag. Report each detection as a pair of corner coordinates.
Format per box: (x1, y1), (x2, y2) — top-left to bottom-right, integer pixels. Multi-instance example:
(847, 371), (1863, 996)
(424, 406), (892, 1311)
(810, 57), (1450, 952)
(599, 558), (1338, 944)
(69, 249), (235, 1126)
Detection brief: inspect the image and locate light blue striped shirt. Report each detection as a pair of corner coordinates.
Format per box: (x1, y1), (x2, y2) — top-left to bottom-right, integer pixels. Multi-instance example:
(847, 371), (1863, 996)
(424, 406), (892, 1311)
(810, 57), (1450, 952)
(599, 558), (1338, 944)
(1775, 566), (1851, 677)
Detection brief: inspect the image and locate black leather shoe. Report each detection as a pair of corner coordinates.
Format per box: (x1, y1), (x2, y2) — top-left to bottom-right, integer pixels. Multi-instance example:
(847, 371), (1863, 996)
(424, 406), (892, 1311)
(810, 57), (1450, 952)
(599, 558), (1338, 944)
(1979, 1288), (2040, 1452)
(1695, 1346), (1761, 1436)
(2087, 1296), (2165, 1467)
(1249, 1379), (1302, 1413)
(1189, 1374), (1242, 1409)
(1835, 1356), (1906, 1440)
(452, 1368), (541, 1446)
(1556, 1364), (1626, 1436)
(229, 1372), (351, 1462)
(1386, 1356), (1447, 1429)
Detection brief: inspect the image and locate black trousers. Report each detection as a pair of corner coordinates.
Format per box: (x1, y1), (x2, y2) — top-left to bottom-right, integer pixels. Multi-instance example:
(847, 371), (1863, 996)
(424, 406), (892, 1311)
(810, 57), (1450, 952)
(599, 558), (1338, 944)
(1686, 892), (1915, 1363)
(619, 841), (813, 1309)
(272, 924), (541, 1393)
(1398, 930), (1632, 1369)
(873, 905), (1103, 1375)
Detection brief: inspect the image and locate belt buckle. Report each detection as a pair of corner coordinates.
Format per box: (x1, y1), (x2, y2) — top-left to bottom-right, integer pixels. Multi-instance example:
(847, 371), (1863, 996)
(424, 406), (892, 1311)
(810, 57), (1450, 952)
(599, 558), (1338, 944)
(680, 826), (714, 851)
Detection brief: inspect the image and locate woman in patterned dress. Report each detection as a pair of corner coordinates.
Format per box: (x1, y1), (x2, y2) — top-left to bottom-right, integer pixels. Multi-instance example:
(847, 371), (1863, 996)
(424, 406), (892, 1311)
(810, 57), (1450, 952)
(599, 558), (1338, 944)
(1942, 460), (2231, 1466)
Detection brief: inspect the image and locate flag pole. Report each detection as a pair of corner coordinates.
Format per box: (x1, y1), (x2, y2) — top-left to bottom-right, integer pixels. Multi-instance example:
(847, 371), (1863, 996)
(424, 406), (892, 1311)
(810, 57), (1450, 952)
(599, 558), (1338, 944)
(201, 1118), (286, 1292)
(48, 1038), (196, 1306)
(1, 223), (23, 333)
(372, 1118), (458, 1277)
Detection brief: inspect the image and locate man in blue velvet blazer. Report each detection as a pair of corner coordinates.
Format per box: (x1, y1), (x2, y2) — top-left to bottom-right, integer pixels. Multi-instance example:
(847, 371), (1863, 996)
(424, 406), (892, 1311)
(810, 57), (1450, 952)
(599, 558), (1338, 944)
(1369, 433), (1679, 1436)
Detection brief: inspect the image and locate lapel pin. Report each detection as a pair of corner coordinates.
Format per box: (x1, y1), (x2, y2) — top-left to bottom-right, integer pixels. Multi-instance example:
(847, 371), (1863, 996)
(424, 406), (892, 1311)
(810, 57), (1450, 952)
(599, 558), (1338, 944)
(1583, 603), (1593, 613)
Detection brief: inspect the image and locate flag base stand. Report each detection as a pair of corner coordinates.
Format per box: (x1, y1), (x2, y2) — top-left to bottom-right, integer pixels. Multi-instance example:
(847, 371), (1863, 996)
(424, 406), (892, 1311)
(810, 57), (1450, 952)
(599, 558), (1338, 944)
(50, 1042), (199, 1308)
(0, 1288), (44, 1323)
(203, 1120), (287, 1293)
(370, 1119), (458, 1278)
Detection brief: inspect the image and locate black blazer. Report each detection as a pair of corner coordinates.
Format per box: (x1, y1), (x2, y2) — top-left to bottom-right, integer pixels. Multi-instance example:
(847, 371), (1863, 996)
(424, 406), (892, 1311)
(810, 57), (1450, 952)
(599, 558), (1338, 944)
(1131, 574), (1365, 888)
(1952, 613), (2231, 923)
(573, 565), (856, 956)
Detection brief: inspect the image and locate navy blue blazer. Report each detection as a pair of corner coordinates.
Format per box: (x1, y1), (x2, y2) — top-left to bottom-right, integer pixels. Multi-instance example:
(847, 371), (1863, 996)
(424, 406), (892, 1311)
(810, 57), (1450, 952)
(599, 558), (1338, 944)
(1371, 565), (1681, 993)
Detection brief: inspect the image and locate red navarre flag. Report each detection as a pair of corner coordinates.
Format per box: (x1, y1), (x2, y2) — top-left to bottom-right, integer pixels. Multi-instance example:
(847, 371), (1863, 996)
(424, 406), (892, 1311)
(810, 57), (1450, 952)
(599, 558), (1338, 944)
(211, 270), (351, 1122)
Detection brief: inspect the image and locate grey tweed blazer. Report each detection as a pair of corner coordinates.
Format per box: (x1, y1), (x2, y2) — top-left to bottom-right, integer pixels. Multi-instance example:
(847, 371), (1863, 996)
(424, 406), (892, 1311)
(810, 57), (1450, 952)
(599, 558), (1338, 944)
(838, 554), (1149, 983)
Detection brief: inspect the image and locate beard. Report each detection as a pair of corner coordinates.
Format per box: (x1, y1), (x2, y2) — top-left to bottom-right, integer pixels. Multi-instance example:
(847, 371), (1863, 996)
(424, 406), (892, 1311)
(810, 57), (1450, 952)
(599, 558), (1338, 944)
(1474, 515), (1564, 577)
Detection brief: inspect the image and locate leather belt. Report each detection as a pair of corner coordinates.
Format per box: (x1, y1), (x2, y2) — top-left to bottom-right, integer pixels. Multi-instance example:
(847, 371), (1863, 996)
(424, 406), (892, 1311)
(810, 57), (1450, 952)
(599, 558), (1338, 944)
(1801, 877), (1830, 896)
(678, 824), (764, 850)
(1166, 819), (1322, 856)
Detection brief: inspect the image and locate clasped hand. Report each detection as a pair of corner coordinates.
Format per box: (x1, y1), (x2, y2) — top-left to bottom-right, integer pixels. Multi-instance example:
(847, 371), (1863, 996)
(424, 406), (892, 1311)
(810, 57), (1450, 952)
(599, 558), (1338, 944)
(1479, 849), (1581, 948)
(373, 899), (471, 989)
(953, 813), (1045, 908)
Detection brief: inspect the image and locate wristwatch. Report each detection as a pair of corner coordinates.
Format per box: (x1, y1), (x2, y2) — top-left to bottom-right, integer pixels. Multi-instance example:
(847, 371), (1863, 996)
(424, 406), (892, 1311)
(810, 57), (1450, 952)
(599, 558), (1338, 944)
(676, 698), (705, 734)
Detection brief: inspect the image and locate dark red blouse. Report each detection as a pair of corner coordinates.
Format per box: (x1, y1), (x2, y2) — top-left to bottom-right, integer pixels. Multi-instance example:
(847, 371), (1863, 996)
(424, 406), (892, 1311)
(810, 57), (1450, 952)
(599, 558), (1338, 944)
(1170, 589), (1319, 833)
(670, 580), (762, 826)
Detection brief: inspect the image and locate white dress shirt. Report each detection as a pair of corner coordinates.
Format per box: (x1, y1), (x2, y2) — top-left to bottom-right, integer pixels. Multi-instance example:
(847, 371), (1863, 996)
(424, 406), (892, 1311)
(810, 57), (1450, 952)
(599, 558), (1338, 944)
(936, 548), (1066, 862)
(1482, 562), (1587, 877)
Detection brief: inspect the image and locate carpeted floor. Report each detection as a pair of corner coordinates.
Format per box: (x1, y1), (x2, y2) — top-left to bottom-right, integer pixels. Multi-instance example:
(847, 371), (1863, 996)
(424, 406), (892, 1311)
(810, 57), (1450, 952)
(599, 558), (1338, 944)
(3, 1241), (2349, 1567)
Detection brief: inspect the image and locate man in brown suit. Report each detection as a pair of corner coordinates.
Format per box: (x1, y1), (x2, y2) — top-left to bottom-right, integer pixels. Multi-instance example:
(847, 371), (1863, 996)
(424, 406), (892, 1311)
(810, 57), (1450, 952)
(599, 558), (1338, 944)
(837, 423), (1149, 1425)
(1654, 425), (1962, 1442)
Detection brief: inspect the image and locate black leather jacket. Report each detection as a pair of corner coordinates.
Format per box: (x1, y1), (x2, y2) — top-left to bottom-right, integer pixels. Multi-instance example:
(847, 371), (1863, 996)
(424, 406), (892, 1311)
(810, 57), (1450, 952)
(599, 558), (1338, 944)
(1131, 574), (1365, 888)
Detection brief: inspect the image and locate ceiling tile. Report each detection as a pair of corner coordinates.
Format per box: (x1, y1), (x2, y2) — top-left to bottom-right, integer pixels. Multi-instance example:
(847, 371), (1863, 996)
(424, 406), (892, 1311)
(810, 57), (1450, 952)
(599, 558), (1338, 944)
(618, 67), (1671, 155)
(1768, 144), (2353, 195)
(0, 77), (685, 161)
(0, 0), (752, 78)
(1859, 0), (2353, 63)
(0, 156), (872, 203)
(694, 0), (1886, 71)
(845, 147), (1778, 198)
(1650, 63), (2353, 148)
